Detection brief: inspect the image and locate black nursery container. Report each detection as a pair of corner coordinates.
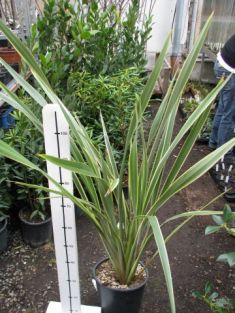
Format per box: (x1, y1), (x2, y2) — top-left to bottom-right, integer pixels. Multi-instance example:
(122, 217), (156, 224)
(0, 218), (8, 252)
(19, 210), (52, 248)
(93, 258), (148, 313)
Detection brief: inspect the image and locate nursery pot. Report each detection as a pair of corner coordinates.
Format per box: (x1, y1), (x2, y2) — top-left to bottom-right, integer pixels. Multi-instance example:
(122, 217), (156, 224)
(93, 258), (148, 313)
(19, 209), (52, 248)
(0, 37), (9, 48)
(0, 47), (21, 65)
(0, 218), (8, 252)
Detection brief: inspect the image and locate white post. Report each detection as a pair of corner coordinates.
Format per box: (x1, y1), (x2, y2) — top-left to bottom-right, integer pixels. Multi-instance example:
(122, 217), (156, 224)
(42, 104), (100, 313)
(146, 0), (177, 54)
(43, 104), (81, 313)
(145, 0), (177, 71)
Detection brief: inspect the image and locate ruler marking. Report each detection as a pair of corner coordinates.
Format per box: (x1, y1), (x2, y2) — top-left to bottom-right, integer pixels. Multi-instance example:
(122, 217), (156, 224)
(43, 105), (83, 313)
(54, 111), (73, 312)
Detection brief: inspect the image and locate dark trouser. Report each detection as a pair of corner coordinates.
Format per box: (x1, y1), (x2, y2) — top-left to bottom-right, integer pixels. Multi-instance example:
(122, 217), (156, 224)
(209, 60), (235, 158)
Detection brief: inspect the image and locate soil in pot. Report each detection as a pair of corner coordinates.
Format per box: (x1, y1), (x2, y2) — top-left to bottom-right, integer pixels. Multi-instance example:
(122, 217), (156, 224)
(19, 209), (52, 248)
(0, 218), (8, 252)
(93, 258), (148, 313)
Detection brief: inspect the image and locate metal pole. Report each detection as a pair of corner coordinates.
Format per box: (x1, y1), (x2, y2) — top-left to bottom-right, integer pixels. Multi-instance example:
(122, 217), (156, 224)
(189, 0), (199, 51)
(171, 0), (190, 74)
(26, 0), (31, 36)
(10, 0), (17, 27)
(194, 0), (204, 42)
(171, 0), (190, 57)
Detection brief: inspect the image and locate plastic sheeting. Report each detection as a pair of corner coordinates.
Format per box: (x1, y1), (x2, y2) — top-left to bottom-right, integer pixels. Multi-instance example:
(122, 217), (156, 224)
(201, 0), (235, 52)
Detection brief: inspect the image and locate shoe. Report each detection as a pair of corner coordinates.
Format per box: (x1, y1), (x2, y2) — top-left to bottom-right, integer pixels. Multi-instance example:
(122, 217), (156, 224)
(223, 156), (235, 165)
(223, 158), (235, 201)
(209, 157), (226, 182)
(208, 143), (217, 151)
(224, 191), (235, 202)
(209, 157), (235, 202)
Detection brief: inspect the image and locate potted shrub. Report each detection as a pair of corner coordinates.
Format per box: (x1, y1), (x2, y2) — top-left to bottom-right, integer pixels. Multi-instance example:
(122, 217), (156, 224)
(18, 202), (52, 248)
(32, 0), (152, 90)
(0, 15), (235, 312)
(16, 173), (52, 248)
(0, 46), (21, 66)
(2, 105), (52, 247)
(0, 37), (21, 72)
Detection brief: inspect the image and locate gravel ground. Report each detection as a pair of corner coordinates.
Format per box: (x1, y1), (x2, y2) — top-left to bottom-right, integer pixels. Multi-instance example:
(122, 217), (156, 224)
(0, 229), (59, 313)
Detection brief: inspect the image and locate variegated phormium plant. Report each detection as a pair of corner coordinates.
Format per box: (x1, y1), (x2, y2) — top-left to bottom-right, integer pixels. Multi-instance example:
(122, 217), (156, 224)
(0, 14), (233, 313)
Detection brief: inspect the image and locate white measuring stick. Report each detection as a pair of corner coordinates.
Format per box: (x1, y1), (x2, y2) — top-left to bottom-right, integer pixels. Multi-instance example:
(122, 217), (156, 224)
(43, 104), (81, 313)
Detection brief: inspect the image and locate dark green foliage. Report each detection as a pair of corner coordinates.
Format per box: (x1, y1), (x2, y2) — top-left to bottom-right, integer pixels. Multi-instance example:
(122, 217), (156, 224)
(27, 0), (151, 163)
(28, 0), (151, 163)
(32, 0), (152, 90)
(193, 282), (235, 313)
(0, 97), (48, 221)
(205, 204), (235, 237)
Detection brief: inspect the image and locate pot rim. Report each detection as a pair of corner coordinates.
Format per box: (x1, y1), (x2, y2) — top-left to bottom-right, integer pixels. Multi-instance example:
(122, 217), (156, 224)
(19, 209), (51, 226)
(0, 218), (7, 233)
(0, 47), (18, 52)
(93, 257), (148, 292)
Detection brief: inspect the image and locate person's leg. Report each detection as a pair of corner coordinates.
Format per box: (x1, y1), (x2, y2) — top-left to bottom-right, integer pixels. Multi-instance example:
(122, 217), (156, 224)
(209, 60), (229, 149)
(209, 95), (223, 149)
(209, 70), (235, 200)
(217, 74), (235, 157)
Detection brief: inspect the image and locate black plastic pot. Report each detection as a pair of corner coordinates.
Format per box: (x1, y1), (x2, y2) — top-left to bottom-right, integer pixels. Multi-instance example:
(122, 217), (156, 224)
(19, 210), (52, 248)
(0, 37), (8, 48)
(93, 258), (148, 313)
(0, 218), (8, 252)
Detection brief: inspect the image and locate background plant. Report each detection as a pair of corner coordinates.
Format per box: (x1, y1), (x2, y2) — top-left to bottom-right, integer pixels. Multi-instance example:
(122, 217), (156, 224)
(193, 282), (235, 313)
(0, 96), (48, 221)
(205, 204), (235, 237)
(193, 205), (235, 312)
(27, 0), (152, 165)
(66, 67), (144, 164)
(33, 0), (152, 92)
